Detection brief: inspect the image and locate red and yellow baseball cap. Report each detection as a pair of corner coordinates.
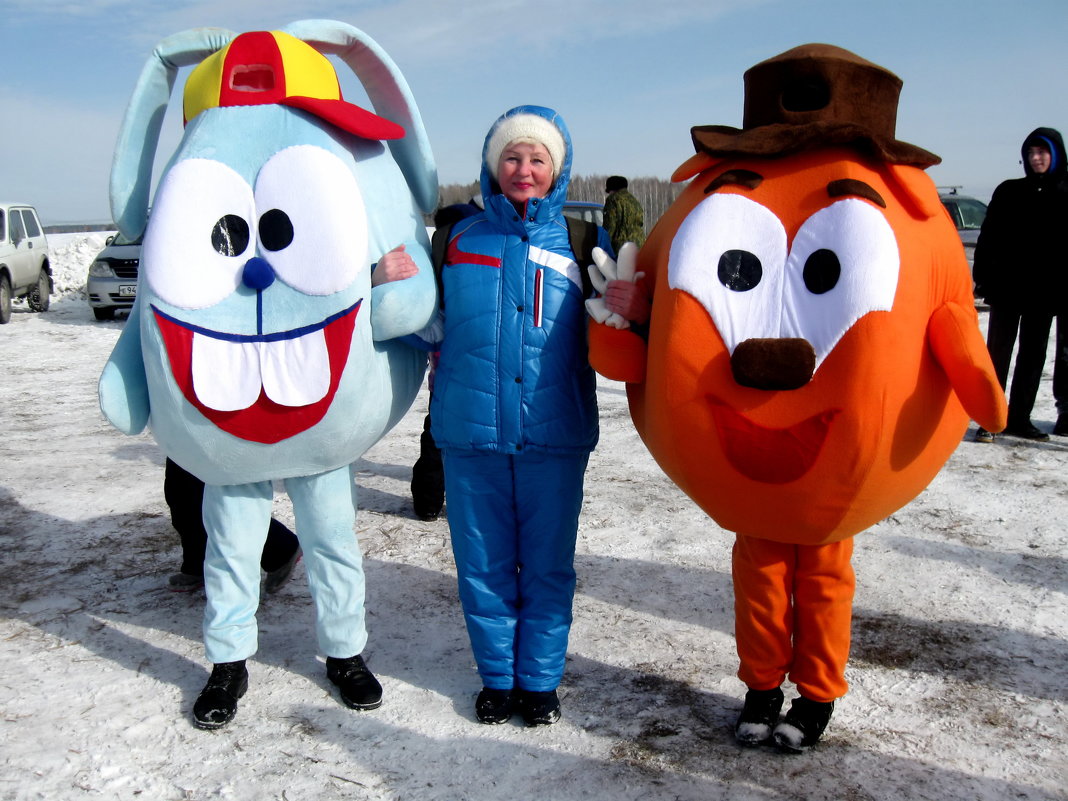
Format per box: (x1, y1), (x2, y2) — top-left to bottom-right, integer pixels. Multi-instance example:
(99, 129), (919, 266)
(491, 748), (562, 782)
(183, 30), (404, 140)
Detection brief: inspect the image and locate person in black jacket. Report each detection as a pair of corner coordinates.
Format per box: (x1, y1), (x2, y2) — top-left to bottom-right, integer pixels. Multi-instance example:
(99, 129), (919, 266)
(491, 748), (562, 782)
(972, 127), (1068, 442)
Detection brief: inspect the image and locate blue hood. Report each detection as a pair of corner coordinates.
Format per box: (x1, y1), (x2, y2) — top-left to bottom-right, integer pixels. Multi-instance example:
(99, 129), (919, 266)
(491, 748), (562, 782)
(480, 105), (573, 227)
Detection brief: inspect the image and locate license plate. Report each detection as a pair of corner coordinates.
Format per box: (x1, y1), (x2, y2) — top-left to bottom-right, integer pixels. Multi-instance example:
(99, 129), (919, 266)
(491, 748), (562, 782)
(119, 285), (137, 297)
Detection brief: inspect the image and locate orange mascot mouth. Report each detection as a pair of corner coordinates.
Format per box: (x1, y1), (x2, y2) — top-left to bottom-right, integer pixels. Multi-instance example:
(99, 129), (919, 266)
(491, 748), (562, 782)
(708, 396), (840, 484)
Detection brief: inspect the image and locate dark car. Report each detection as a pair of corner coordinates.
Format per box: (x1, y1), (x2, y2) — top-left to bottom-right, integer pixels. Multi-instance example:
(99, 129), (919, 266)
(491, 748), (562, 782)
(562, 201), (603, 227)
(938, 187), (987, 269)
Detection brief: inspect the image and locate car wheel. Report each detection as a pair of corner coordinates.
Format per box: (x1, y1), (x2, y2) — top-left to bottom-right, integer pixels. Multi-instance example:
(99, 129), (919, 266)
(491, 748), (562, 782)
(27, 269), (51, 312)
(93, 306), (115, 321)
(0, 274), (12, 324)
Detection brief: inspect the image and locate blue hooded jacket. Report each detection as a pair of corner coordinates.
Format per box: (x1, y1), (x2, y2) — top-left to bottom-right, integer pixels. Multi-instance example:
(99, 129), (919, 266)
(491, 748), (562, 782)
(430, 106), (605, 454)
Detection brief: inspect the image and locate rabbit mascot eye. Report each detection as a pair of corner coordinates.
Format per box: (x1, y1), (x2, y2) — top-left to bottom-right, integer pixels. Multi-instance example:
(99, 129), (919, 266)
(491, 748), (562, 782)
(99, 20), (437, 727)
(588, 44), (1007, 751)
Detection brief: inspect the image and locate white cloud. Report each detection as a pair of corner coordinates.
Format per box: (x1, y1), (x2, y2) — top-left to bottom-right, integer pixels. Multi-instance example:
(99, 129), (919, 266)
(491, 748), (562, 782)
(9, 0), (771, 66)
(347, 0), (772, 69)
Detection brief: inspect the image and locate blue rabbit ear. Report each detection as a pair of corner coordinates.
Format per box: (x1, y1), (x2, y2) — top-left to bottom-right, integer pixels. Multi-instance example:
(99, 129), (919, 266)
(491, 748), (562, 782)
(110, 27), (236, 239)
(285, 19), (439, 213)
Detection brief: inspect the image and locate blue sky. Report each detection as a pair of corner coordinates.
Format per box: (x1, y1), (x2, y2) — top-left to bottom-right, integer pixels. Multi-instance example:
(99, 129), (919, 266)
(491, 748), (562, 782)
(5, 0), (1066, 224)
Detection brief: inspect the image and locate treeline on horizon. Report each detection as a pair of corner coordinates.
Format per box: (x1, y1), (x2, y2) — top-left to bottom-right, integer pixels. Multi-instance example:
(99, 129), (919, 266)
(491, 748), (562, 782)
(43, 223), (115, 234)
(435, 175), (686, 233)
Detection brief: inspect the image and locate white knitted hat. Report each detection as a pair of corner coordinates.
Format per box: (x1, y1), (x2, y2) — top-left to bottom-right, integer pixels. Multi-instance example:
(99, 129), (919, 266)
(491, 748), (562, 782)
(485, 113), (566, 182)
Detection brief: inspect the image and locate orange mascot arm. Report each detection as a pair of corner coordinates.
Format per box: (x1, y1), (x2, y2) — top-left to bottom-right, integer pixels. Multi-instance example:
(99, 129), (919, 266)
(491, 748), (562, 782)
(588, 322), (647, 383)
(927, 301), (1008, 433)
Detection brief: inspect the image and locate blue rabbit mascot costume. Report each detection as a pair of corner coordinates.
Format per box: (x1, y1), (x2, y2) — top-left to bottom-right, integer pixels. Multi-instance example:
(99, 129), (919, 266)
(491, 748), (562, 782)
(98, 20), (438, 729)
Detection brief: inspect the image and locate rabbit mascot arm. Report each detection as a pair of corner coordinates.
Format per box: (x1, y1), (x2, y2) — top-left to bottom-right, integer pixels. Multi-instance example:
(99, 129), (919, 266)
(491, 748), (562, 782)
(98, 20), (437, 727)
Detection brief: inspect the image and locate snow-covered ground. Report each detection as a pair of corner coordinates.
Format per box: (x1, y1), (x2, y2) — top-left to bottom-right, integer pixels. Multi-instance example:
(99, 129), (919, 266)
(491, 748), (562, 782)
(1, 235), (1065, 800)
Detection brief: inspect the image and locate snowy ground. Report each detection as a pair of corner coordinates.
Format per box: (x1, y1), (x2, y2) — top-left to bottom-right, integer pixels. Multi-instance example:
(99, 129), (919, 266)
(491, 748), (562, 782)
(1, 235), (1065, 800)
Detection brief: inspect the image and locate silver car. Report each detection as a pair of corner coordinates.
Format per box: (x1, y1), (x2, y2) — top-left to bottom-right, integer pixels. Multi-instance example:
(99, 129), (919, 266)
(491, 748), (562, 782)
(87, 232), (141, 320)
(938, 187), (987, 270)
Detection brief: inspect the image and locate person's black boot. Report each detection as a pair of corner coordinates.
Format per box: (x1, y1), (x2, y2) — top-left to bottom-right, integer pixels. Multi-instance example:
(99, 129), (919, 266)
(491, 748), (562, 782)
(1053, 414), (1068, 437)
(772, 695), (834, 752)
(516, 689), (561, 726)
(475, 687), (514, 724)
(734, 686), (785, 746)
(326, 654), (383, 710)
(168, 571), (204, 592)
(192, 660), (248, 730)
(263, 548), (301, 594)
(1004, 420), (1050, 441)
(411, 417), (445, 521)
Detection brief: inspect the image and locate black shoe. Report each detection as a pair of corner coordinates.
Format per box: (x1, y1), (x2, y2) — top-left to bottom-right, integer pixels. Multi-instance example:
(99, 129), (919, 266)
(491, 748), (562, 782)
(263, 548), (301, 594)
(168, 571), (204, 592)
(326, 654), (383, 710)
(734, 686), (785, 747)
(411, 457), (444, 521)
(516, 689), (560, 726)
(193, 661), (248, 730)
(1004, 421), (1049, 441)
(411, 417), (445, 521)
(1053, 414), (1068, 437)
(475, 687), (514, 724)
(974, 427), (995, 444)
(772, 696), (834, 752)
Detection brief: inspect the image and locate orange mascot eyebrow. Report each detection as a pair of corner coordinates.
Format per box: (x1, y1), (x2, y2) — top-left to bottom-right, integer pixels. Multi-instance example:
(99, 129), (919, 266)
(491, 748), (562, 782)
(588, 43), (1006, 752)
(826, 178), (885, 207)
(704, 169), (764, 194)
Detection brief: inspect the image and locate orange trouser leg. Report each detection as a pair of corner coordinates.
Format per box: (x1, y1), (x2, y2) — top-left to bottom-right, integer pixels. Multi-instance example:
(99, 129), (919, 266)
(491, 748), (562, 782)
(732, 535), (855, 703)
(732, 536), (795, 692)
(791, 538), (854, 702)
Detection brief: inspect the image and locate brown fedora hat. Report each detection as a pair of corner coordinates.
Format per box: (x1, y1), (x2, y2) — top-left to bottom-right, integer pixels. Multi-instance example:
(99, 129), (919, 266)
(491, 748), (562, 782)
(691, 43), (940, 167)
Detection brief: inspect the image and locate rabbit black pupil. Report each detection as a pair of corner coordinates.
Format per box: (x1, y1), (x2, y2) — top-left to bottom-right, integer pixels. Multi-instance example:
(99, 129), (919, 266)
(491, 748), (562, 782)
(211, 215), (250, 257)
(260, 209), (294, 252)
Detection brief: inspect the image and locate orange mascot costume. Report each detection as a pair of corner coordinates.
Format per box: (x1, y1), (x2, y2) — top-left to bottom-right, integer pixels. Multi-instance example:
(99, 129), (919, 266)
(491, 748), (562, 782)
(588, 44), (1007, 751)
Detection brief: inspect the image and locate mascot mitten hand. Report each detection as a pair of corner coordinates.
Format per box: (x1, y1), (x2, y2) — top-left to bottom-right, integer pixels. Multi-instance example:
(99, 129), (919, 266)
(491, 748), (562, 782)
(585, 243), (645, 329)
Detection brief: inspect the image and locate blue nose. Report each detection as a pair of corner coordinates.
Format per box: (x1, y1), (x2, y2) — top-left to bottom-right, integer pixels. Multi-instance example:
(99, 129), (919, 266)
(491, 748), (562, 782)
(243, 257), (275, 290)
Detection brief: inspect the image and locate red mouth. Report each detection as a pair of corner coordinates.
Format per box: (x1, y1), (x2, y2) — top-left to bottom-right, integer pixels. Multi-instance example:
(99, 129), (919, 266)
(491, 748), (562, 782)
(708, 396), (839, 484)
(154, 302), (360, 444)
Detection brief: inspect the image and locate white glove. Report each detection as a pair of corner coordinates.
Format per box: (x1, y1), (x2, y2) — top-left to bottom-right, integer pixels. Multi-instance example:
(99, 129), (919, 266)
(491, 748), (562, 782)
(584, 242), (644, 330)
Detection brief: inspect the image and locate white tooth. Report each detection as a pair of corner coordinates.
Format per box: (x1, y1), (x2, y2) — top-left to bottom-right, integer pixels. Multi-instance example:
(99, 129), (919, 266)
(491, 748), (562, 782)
(191, 333), (263, 411)
(259, 328), (330, 406)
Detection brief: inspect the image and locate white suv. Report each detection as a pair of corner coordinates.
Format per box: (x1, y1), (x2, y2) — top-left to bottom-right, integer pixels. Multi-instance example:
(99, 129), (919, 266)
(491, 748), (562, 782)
(0, 203), (52, 324)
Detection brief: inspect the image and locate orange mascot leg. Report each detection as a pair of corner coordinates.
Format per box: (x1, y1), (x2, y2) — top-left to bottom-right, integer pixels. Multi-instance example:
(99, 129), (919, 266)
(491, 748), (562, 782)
(733, 535), (855, 703)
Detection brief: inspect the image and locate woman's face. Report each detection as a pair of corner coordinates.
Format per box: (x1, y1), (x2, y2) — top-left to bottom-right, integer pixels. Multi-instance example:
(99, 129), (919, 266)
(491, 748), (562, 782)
(497, 141), (554, 205)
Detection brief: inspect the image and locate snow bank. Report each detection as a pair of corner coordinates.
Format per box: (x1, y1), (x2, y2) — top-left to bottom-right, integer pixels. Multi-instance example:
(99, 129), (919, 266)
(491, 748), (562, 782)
(45, 231), (115, 300)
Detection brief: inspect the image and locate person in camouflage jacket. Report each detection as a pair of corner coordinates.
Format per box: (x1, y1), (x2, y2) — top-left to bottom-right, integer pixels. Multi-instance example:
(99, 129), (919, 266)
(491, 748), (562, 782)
(603, 175), (646, 252)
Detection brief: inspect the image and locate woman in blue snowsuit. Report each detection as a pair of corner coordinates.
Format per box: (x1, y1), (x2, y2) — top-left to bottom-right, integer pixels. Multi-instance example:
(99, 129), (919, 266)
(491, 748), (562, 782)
(430, 106), (610, 726)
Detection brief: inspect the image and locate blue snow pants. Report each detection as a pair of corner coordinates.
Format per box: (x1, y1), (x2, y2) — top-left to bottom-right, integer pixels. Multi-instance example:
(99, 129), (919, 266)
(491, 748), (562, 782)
(443, 450), (589, 692)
